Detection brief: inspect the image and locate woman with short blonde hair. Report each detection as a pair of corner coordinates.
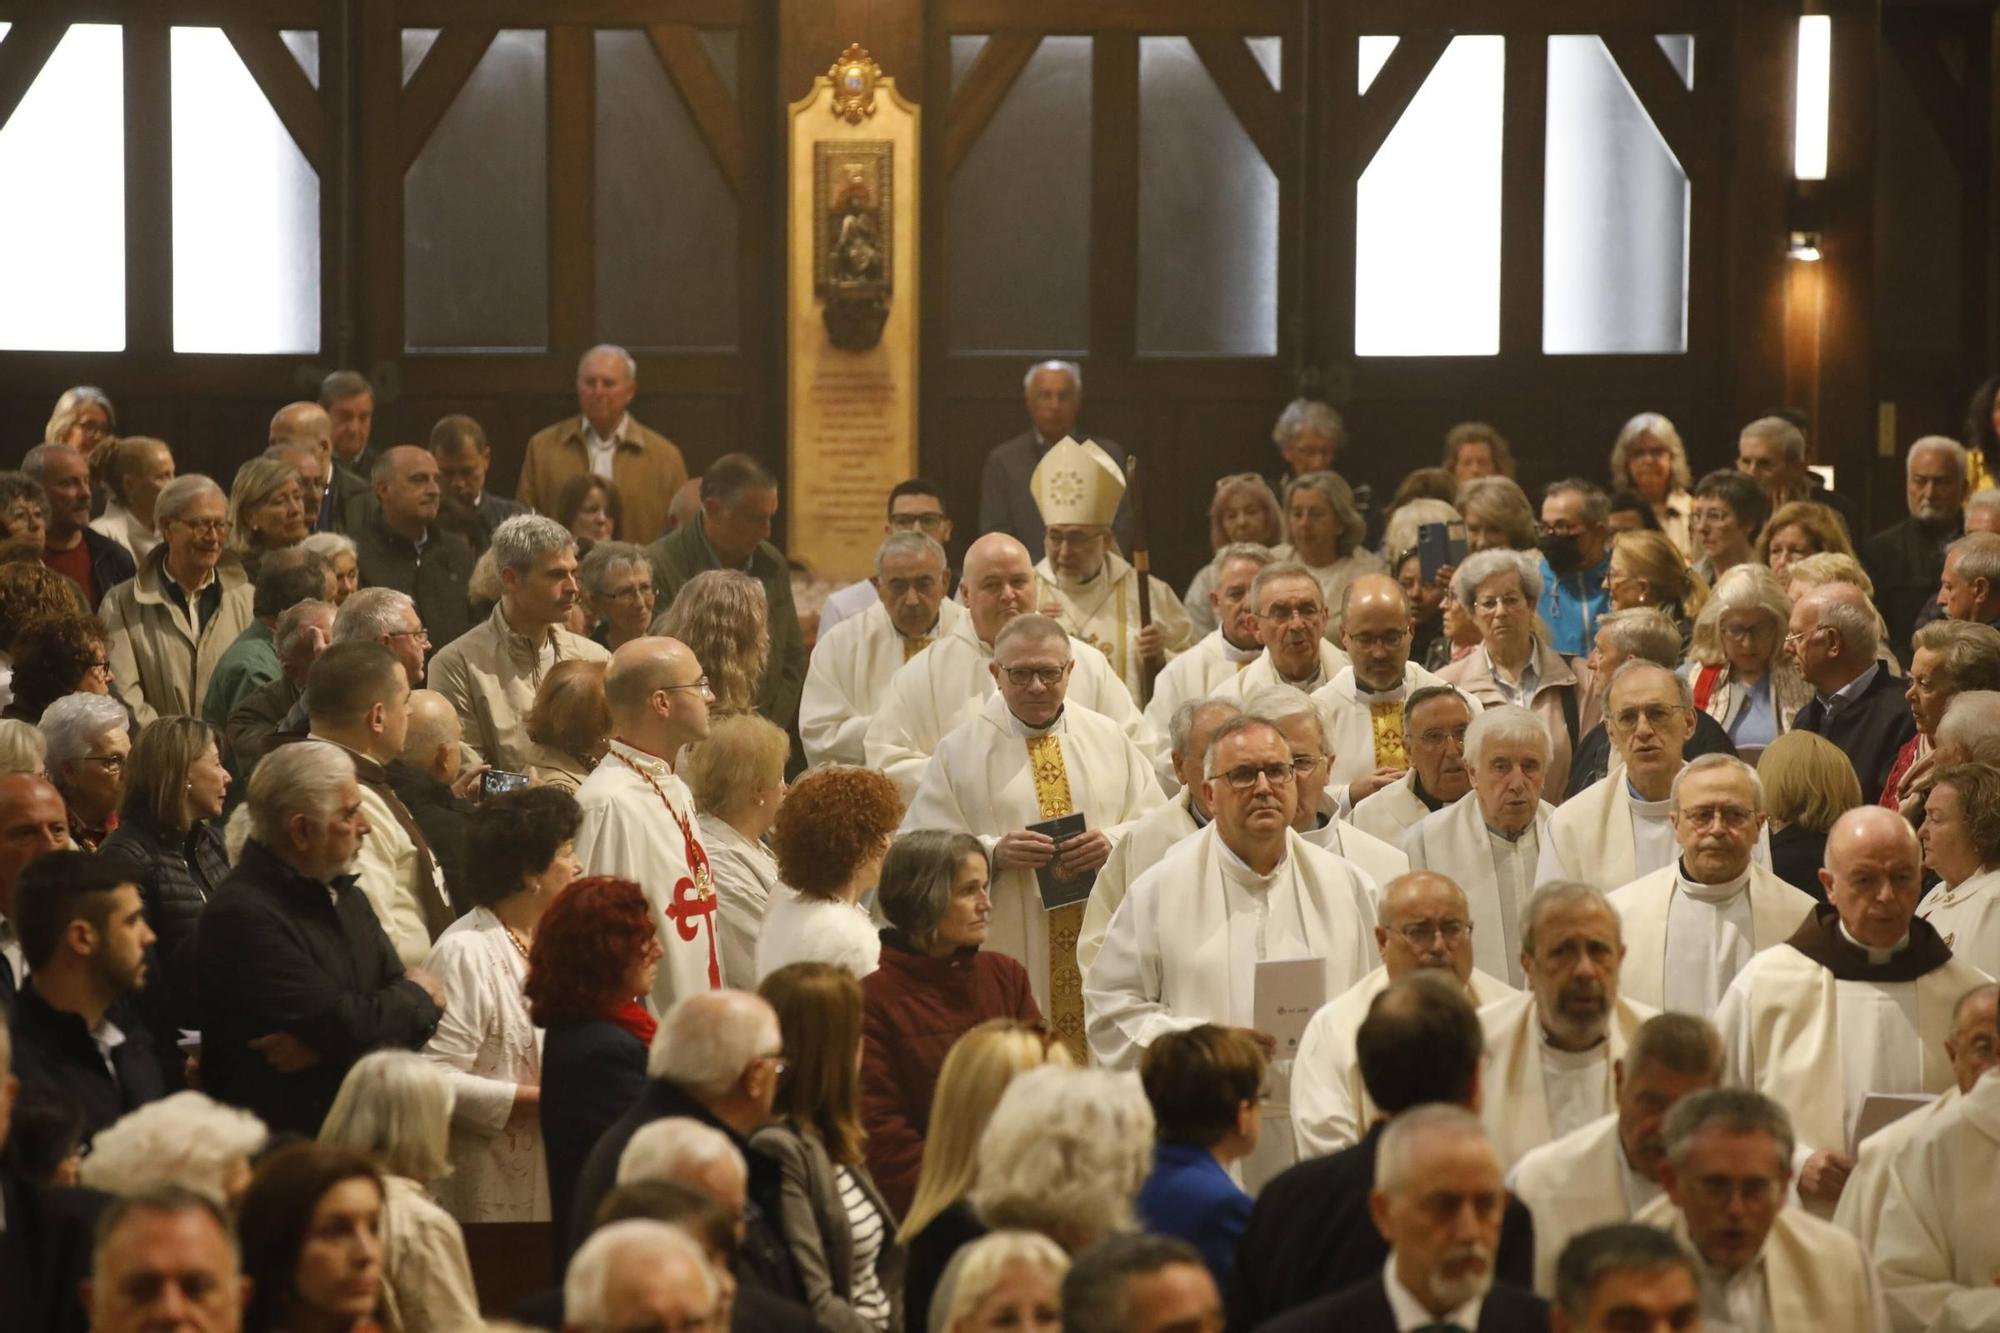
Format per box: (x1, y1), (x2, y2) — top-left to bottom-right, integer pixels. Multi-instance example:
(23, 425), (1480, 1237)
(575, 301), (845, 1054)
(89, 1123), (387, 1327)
(1758, 731), (1864, 898)
(656, 568), (769, 716)
(225, 457), (308, 579)
(524, 658), (611, 793)
(1184, 475), (1283, 637)
(1756, 499), (1856, 577)
(1605, 528), (1707, 645)
(686, 712), (791, 986)
(1456, 476), (1539, 552)
(1610, 412), (1695, 556)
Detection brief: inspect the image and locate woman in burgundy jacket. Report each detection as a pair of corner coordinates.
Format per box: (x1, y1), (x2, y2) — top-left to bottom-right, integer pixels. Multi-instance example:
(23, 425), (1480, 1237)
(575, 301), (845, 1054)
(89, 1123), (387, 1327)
(860, 831), (1041, 1219)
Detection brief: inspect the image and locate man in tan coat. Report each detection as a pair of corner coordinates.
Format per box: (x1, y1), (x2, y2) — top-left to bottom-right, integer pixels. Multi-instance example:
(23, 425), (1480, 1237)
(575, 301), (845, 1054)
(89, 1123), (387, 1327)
(518, 344), (688, 545)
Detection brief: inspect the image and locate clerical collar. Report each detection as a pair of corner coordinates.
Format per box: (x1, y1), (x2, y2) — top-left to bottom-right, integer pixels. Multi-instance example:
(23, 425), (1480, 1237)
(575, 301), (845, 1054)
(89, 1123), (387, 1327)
(1675, 859), (1751, 903)
(1411, 773), (1445, 812)
(1838, 919), (1909, 964)
(1353, 672), (1405, 699)
(1784, 902), (1950, 981)
(1626, 782), (1673, 817)
(1221, 636), (1261, 662)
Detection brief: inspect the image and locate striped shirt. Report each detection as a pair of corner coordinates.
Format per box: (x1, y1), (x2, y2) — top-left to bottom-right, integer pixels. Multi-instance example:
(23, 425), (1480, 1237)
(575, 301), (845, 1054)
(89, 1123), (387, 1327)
(836, 1164), (893, 1329)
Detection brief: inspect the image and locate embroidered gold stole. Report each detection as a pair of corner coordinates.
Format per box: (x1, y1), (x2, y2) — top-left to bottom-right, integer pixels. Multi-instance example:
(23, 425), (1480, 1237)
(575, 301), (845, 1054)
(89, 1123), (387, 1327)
(1368, 699), (1408, 768)
(1027, 733), (1087, 1062)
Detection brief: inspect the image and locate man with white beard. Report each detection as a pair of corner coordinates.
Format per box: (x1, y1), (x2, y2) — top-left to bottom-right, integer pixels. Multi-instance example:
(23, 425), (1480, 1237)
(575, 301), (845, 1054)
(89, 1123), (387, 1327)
(865, 531), (1155, 801)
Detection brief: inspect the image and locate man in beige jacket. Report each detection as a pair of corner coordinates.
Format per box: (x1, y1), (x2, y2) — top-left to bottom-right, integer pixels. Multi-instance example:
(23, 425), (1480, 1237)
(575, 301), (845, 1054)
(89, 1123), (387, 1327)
(517, 345), (688, 545)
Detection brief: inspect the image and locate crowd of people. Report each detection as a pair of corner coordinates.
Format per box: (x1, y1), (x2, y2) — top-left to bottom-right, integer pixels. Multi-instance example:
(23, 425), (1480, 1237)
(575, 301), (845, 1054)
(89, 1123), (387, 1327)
(3, 354), (2000, 1333)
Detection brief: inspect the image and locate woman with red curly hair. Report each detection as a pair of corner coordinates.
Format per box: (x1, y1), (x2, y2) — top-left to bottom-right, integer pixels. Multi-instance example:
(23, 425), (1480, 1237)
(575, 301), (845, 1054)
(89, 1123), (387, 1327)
(526, 874), (662, 1255)
(754, 765), (903, 983)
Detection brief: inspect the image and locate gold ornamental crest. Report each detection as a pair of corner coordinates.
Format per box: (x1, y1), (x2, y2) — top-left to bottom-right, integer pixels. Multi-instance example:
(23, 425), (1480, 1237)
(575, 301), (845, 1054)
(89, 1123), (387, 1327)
(829, 44), (882, 124)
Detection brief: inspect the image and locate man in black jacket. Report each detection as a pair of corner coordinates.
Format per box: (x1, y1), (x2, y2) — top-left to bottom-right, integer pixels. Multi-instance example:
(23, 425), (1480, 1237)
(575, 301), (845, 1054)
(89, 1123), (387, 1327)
(563, 989), (803, 1304)
(1861, 436), (1967, 660)
(1788, 582), (1917, 804)
(7, 852), (164, 1141)
(388, 689), (478, 913)
(0, 774), (71, 1005)
(194, 740), (443, 1136)
(354, 446), (476, 654)
(1229, 973), (1534, 1331)
(431, 413), (529, 555)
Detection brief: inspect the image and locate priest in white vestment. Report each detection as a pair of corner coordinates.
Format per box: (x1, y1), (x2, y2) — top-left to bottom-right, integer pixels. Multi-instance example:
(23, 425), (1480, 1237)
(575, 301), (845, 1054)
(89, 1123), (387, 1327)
(1606, 755), (1815, 1014)
(800, 531), (965, 766)
(1084, 713), (1377, 1189)
(1715, 805), (1994, 1213)
(1479, 880), (1658, 1167)
(1508, 1013), (1723, 1295)
(1207, 562), (1351, 702)
(1078, 696), (1240, 972)
(1638, 1087), (1889, 1333)
(1292, 870), (1515, 1159)
(1915, 762), (2000, 977)
(1248, 683), (1408, 891)
(1834, 981), (1996, 1254)
(1312, 574), (1463, 808)
(1350, 685), (1474, 845)
(1401, 704), (1556, 986)
(864, 532), (1155, 802)
(903, 615), (1163, 1059)
(1872, 1042), (2000, 1331)
(571, 636), (722, 1012)
(1028, 436), (1194, 705)
(813, 480), (956, 635)
(1542, 662), (1699, 891)
(1143, 543), (1270, 784)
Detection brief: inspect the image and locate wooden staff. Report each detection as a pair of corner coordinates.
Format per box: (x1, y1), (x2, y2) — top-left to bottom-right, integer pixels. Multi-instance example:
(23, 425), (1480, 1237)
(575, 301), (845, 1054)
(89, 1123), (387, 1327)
(1125, 455), (1155, 707)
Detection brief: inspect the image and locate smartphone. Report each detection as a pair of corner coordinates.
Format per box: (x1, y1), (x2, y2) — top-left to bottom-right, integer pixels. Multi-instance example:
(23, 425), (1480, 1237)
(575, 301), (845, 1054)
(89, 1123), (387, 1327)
(1418, 520), (1469, 583)
(481, 769), (532, 799)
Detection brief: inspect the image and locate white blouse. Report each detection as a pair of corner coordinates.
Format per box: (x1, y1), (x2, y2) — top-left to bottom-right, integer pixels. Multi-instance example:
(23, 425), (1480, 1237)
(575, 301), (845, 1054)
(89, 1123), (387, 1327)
(699, 813), (781, 989)
(420, 908), (549, 1223)
(755, 887), (881, 982)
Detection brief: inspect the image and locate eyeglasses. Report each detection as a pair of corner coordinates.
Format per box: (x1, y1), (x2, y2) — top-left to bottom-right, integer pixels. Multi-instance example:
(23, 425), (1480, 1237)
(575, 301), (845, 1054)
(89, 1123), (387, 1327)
(1394, 918), (1471, 946)
(603, 584), (656, 604)
(80, 754), (125, 773)
(1414, 725), (1470, 748)
(662, 677), (715, 698)
(1721, 620), (1775, 643)
(1001, 665), (1068, 688)
(888, 511), (948, 531)
(1678, 804), (1755, 830)
(1045, 529), (1104, 549)
(171, 518), (230, 537)
(1260, 601), (1325, 624)
(385, 627), (432, 646)
(1218, 763), (1297, 791)
(1473, 593), (1528, 614)
(1609, 704), (1685, 732)
(1287, 754), (1323, 775)
(84, 659), (111, 675)
(1687, 1175), (1783, 1207)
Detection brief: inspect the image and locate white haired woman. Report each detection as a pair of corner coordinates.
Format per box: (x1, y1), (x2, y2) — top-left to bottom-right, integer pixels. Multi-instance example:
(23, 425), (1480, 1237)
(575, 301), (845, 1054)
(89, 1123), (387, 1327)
(1436, 548), (1589, 799)
(1273, 472), (1384, 627)
(39, 690), (129, 849)
(1610, 412), (1695, 558)
(45, 385), (115, 451)
(300, 531), (361, 605)
(100, 473), (254, 725)
(319, 1050), (482, 1333)
(78, 1091), (267, 1212)
(684, 711), (791, 986)
(1882, 620), (2000, 817)
(420, 786), (582, 1225)
(935, 1231), (1068, 1333)
(1682, 563), (1809, 763)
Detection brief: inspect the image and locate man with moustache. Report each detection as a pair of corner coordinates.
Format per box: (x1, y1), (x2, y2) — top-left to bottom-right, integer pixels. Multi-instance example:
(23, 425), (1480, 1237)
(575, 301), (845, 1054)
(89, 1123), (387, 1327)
(1085, 713), (1375, 1188)
(864, 532), (1154, 802)
(1313, 574), (1467, 810)
(1292, 871), (1517, 1158)
(1209, 562), (1351, 700)
(1351, 685), (1475, 844)
(1509, 1014), (1724, 1295)
(1478, 881), (1658, 1167)
(800, 531), (965, 767)
(1144, 544), (1272, 783)
(1638, 1089), (1887, 1332)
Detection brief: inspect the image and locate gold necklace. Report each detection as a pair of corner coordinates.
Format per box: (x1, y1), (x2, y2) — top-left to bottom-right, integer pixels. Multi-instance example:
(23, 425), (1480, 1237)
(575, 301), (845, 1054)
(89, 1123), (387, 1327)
(501, 922), (531, 961)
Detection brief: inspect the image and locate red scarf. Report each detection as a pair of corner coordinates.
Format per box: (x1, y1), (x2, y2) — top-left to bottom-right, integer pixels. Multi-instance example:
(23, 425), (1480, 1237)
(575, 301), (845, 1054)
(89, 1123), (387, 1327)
(605, 999), (658, 1049)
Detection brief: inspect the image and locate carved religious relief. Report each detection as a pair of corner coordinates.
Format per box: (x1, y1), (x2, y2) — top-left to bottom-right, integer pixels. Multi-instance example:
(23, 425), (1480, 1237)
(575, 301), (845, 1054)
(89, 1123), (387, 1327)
(814, 140), (893, 349)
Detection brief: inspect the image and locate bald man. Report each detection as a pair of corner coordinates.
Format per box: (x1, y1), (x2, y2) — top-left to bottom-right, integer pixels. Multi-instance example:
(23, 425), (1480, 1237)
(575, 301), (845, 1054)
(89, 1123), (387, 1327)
(355, 446), (475, 651)
(1313, 574), (1465, 806)
(390, 688), (483, 914)
(1789, 582), (1917, 803)
(271, 400), (370, 534)
(1716, 806), (1990, 1211)
(1291, 872), (1516, 1158)
(865, 532), (1157, 801)
(572, 636), (723, 1005)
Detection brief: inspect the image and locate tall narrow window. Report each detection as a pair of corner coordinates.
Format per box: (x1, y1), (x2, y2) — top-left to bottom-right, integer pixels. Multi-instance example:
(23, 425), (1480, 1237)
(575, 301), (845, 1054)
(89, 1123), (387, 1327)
(0, 24), (125, 351)
(171, 28), (321, 354)
(1354, 36), (1503, 357)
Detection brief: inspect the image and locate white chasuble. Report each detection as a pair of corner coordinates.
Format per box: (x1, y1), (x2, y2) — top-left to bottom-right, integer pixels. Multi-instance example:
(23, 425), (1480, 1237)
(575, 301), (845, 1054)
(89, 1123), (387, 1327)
(1541, 773), (1771, 892)
(1635, 1196), (1888, 1333)
(1208, 641), (1352, 703)
(1401, 793), (1553, 986)
(1350, 771), (1440, 846)
(864, 616), (1157, 802)
(1033, 553), (1195, 705)
(1508, 1114), (1655, 1296)
(1301, 817), (1408, 897)
(1143, 629), (1261, 783)
(572, 741), (721, 1012)
(1311, 662), (1469, 786)
(1292, 964), (1516, 1160)
(1918, 864), (2000, 979)
(902, 693), (1163, 1049)
(1606, 863), (1816, 1014)
(1478, 989), (1657, 1167)
(800, 598), (964, 767)
(1715, 930), (1990, 1158)
(1831, 1084), (1960, 1254)
(1084, 825), (1377, 1190)
(1078, 789), (1200, 974)
(1873, 1072), (2000, 1332)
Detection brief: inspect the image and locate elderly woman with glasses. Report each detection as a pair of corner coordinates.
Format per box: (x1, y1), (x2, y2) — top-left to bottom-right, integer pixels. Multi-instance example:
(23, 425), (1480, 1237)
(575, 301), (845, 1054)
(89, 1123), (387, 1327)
(1682, 564), (1810, 763)
(0, 471), (49, 563)
(1184, 475), (1283, 638)
(40, 690), (130, 850)
(579, 540), (657, 652)
(101, 474), (254, 725)
(1436, 548), (1589, 800)
(44, 385), (115, 451)
(1880, 620), (2000, 818)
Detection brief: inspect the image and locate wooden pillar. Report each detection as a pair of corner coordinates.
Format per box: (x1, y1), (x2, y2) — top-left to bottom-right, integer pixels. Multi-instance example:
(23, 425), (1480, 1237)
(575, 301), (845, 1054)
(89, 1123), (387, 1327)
(778, 0), (924, 108)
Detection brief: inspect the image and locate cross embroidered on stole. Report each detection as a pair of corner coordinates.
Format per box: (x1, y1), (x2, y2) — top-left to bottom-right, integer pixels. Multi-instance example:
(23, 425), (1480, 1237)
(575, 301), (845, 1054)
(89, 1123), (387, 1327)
(1026, 733), (1087, 1062)
(1369, 699), (1409, 769)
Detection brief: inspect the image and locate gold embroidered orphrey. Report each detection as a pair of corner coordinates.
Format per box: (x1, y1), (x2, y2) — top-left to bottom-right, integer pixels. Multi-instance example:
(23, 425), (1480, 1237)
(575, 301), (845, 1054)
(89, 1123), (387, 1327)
(1027, 733), (1088, 1062)
(829, 44), (881, 123)
(1369, 698), (1409, 768)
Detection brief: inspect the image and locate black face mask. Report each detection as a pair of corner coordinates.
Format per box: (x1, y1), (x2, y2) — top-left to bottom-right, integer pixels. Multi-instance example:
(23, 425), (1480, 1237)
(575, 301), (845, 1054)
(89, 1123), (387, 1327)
(1539, 533), (1585, 573)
